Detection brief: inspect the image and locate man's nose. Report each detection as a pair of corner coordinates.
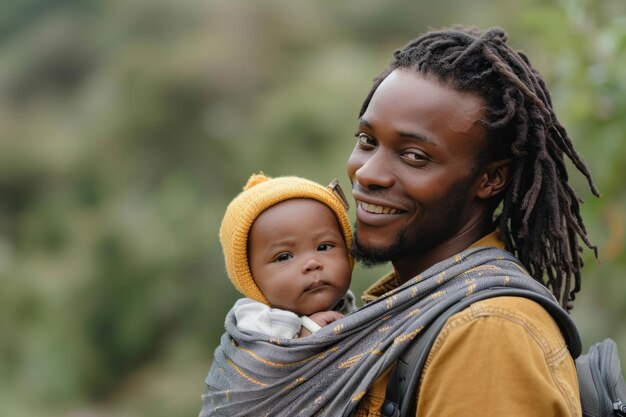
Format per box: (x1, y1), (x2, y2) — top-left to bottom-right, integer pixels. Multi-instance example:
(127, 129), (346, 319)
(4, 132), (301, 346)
(302, 257), (323, 273)
(353, 148), (394, 189)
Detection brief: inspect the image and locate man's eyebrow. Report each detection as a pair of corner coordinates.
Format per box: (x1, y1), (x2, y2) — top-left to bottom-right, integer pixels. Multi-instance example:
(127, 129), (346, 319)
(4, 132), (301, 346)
(358, 117), (437, 146)
(358, 117), (373, 129)
(398, 131), (437, 146)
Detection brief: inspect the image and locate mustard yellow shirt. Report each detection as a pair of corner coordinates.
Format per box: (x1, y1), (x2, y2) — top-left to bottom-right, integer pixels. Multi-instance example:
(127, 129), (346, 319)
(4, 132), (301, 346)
(353, 232), (581, 417)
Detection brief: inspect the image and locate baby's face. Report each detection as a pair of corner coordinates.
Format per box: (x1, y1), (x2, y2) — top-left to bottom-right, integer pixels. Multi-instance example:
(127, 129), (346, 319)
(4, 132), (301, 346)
(248, 198), (351, 316)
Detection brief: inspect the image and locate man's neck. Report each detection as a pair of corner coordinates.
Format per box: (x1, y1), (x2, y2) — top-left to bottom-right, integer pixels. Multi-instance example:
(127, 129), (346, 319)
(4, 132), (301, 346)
(392, 225), (496, 285)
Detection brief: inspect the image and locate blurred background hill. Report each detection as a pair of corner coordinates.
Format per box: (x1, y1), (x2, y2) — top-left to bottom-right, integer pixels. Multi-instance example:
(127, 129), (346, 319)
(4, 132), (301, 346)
(0, 0), (624, 416)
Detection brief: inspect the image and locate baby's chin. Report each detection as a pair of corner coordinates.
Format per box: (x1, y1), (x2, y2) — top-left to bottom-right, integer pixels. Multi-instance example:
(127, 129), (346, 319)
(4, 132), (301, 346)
(271, 290), (344, 316)
(296, 299), (343, 317)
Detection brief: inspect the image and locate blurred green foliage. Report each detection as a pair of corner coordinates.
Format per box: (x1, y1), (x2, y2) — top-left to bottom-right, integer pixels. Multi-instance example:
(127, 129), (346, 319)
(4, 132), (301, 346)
(0, 0), (624, 416)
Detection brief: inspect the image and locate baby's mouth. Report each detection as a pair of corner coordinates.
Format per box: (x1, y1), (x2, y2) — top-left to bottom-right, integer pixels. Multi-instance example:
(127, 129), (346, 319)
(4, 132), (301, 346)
(307, 280), (326, 291)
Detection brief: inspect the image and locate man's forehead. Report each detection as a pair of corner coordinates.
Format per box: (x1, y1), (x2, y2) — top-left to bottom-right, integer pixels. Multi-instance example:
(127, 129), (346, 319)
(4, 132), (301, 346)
(361, 69), (486, 145)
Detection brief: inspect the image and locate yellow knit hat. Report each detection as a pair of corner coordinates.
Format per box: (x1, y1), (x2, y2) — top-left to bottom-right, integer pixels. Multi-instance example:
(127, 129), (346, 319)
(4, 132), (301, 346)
(219, 173), (354, 305)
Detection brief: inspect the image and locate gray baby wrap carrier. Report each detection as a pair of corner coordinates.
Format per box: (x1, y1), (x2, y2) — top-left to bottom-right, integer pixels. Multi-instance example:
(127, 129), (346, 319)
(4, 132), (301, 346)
(201, 247), (556, 417)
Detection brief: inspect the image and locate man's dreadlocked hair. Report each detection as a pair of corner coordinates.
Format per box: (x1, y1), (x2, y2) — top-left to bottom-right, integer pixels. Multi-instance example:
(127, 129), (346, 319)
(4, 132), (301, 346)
(359, 26), (599, 310)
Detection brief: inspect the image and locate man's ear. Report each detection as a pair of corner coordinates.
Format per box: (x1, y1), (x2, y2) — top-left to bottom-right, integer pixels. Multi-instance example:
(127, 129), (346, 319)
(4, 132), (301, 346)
(476, 159), (512, 199)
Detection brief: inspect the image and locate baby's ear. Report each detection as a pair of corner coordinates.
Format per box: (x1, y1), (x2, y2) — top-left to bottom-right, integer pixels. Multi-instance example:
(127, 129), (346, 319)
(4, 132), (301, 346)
(476, 159), (512, 199)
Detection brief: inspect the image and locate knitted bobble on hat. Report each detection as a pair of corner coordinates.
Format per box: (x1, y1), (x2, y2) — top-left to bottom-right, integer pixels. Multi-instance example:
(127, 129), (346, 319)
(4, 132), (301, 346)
(243, 173), (269, 190)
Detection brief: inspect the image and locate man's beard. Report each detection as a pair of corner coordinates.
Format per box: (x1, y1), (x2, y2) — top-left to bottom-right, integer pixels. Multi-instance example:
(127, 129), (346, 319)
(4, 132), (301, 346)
(351, 227), (410, 268)
(350, 179), (474, 269)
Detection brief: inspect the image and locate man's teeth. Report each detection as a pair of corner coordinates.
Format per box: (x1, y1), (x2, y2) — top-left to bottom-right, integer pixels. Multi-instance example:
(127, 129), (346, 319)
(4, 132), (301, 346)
(360, 202), (401, 214)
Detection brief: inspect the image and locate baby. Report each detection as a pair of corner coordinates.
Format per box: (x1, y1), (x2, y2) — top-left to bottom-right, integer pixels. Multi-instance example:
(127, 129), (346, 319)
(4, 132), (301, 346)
(219, 173), (355, 338)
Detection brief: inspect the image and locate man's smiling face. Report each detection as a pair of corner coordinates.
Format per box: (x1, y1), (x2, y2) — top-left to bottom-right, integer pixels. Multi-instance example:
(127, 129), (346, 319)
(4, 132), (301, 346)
(347, 69), (489, 268)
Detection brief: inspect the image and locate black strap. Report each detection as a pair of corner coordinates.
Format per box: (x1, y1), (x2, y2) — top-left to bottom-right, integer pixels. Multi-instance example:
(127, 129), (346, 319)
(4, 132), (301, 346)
(392, 287), (582, 417)
(381, 366), (400, 417)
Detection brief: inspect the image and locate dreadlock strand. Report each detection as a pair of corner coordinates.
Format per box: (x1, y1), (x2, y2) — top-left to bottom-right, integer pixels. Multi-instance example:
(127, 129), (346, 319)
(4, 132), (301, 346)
(554, 124), (601, 197)
(519, 155), (543, 232)
(485, 87), (518, 128)
(567, 231), (583, 301)
(485, 50), (557, 124)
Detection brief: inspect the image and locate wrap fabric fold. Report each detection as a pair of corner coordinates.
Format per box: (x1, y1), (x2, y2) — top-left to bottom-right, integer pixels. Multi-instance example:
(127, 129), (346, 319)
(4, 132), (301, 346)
(201, 247), (556, 417)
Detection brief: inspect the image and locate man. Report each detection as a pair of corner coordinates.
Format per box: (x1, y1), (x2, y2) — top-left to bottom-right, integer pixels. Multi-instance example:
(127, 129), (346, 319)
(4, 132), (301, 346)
(347, 26), (598, 416)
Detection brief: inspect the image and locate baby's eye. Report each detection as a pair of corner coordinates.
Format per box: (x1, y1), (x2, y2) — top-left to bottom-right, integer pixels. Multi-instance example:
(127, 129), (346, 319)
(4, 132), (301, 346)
(275, 253), (292, 262)
(317, 243), (334, 251)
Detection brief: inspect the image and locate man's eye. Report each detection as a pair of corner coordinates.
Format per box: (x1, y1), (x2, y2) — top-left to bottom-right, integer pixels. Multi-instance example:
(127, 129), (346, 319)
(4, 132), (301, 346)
(317, 243), (334, 251)
(275, 253), (292, 262)
(356, 133), (377, 148)
(402, 151), (428, 162)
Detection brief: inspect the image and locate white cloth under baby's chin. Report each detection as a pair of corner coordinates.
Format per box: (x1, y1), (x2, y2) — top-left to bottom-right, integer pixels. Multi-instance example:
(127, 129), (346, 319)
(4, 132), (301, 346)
(234, 299), (303, 339)
(233, 292), (356, 339)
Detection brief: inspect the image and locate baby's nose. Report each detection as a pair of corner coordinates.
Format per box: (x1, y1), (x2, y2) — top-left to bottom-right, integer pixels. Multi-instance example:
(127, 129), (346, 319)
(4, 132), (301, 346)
(302, 257), (323, 273)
